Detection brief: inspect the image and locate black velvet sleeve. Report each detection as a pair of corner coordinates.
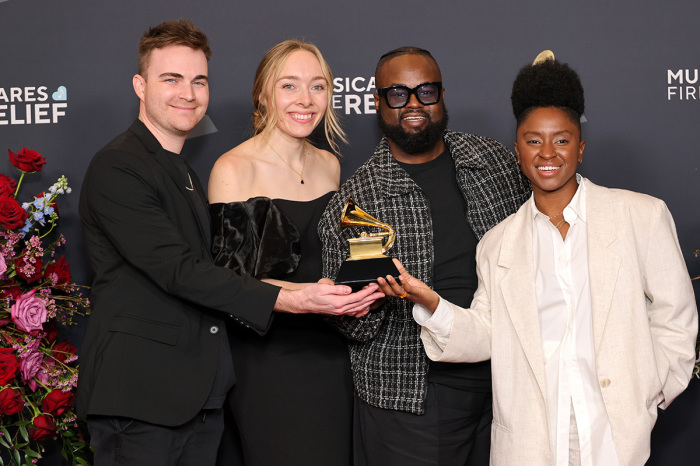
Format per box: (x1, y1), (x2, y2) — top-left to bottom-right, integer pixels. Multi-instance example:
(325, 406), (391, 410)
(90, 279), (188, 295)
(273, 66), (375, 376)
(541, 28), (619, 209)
(210, 197), (300, 279)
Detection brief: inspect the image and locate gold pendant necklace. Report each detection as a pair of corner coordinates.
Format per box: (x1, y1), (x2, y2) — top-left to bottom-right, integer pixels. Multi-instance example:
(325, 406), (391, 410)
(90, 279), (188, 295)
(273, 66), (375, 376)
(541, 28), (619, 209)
(268, 142), (306, 184)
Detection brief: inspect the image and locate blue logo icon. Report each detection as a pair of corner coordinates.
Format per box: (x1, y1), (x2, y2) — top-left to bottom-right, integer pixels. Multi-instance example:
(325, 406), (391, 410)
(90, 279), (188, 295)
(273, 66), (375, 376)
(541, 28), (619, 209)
(52, 86), (67, 101)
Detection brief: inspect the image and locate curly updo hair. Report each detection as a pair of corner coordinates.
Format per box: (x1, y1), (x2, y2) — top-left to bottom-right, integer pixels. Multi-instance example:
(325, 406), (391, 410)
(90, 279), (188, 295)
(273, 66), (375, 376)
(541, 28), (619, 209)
(511, 59), (584, 129)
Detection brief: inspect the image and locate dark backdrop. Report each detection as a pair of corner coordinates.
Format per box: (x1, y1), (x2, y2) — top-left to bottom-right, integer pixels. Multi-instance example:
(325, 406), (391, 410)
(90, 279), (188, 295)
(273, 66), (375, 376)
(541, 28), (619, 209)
(1, 1), (698, 464)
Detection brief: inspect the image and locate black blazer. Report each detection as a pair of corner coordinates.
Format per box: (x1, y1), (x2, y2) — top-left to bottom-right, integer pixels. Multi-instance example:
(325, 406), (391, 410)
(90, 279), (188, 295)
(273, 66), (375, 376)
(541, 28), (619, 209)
(76, 120), (279, 426)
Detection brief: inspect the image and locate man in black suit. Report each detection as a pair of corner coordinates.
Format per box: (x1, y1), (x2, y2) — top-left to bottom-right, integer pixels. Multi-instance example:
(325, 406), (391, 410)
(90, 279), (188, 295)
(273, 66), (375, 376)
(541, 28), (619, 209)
(77, 20), (381, 466)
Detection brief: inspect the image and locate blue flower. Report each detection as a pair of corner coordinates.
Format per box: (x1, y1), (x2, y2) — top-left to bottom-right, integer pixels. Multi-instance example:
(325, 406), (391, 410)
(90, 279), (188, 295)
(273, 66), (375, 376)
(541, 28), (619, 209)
(33, 210), (46, 225)
(19, 217), (32, 235)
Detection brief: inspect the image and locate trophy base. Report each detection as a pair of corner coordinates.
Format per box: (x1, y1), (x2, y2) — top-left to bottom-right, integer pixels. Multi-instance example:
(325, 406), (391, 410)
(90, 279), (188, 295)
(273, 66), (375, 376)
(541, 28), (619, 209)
(336, 257), (400, 292)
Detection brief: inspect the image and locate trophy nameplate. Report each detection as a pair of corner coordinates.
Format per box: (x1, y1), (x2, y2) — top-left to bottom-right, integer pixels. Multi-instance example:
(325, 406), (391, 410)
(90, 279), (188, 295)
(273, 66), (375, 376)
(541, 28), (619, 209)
(335, 196), (400, 292)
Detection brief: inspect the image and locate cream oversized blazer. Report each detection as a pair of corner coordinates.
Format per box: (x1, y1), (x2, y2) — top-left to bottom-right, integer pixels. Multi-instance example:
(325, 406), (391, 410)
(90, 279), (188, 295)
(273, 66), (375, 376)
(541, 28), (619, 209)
(421, 179), (697, 465)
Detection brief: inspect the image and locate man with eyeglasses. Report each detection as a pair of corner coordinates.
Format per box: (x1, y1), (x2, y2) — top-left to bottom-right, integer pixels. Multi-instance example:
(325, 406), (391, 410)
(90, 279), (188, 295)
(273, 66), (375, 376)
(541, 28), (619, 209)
(320, 47), (531, 465)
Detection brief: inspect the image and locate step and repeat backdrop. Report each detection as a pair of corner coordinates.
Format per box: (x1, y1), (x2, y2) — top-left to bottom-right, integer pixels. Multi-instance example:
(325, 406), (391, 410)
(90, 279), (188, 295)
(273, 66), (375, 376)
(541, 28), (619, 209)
(2, 0), (699, 463)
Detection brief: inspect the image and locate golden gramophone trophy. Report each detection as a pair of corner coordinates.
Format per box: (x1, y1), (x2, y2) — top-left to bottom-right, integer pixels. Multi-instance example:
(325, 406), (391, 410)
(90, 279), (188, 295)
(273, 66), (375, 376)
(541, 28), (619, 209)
(335, 196), (400, 291)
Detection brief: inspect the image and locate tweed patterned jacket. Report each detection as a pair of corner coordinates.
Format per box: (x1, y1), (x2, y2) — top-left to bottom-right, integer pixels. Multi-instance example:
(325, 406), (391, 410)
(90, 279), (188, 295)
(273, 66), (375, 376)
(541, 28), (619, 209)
(319, 130), (531, 414)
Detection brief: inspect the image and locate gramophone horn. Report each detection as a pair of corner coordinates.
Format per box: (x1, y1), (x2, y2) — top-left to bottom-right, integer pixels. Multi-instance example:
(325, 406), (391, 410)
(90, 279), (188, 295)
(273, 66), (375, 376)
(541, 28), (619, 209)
(339, 196), (395, 253)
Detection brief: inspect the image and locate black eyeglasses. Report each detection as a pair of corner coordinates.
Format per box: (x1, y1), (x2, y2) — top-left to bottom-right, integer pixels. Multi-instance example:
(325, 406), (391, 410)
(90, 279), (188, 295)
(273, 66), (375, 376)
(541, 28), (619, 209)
(376, 82), (442, 108)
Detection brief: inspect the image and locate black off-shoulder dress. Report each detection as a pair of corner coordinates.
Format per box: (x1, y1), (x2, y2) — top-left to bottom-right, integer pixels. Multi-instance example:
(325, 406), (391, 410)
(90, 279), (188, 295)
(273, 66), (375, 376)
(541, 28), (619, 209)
(210, 192), (352, 466)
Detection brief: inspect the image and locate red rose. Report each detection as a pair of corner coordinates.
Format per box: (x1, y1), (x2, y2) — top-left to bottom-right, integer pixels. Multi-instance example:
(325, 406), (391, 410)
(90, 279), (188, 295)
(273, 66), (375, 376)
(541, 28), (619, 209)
(0, 195), (29, 230)
(8, 147), (46, 173)
(14, 255), (44, 283)
(51, 340), (77, 364)
(45, 255), (71, 284)
(1, 285), (23, 301)
(0, 387), (24, 416)
(28, 414), (56, 441)
(0, 347), (20, 385)
(43, 319), (58, 344)
(41, 389), (75, 416)
(0, 174), (17, 196)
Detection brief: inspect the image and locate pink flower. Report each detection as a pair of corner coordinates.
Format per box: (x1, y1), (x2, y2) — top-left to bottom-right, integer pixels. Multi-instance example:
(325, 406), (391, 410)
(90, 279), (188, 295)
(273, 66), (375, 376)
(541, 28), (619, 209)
(20, 350), (44, 387)
(14, 254), (44, 283)
(11, 289), (47, 334)
(0, 254), (6, 276)
(28, 363), (50, 392)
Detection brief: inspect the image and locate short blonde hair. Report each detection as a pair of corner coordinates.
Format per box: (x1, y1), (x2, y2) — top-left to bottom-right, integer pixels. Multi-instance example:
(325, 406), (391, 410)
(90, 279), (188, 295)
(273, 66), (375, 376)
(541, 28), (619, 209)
(252, 40), (346, 154)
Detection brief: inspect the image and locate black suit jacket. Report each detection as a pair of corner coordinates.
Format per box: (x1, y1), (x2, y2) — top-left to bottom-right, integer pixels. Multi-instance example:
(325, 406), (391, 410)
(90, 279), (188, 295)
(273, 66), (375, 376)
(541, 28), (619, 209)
(76, 120), (279, 426)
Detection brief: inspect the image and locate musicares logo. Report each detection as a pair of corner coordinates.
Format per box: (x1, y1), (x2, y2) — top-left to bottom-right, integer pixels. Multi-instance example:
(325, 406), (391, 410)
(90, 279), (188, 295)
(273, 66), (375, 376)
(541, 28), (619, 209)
(332, 76), (377, 115)
(667, 69), (700, 101)
(0, 85), (68, 125)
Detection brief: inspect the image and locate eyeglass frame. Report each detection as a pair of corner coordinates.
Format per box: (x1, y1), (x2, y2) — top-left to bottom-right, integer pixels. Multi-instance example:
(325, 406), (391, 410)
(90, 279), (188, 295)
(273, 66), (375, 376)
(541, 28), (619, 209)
(376, 81), (443, 109)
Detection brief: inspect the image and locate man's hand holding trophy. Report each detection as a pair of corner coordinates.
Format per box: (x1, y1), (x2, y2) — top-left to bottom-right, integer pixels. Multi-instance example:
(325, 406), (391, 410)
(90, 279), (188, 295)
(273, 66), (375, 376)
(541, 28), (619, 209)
(334, 196), (401, 294)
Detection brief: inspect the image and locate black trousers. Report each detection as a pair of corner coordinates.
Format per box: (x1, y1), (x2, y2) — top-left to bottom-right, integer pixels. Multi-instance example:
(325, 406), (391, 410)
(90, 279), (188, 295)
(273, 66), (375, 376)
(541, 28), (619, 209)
(354, 382), (492, 466)
(87, 409), (224, 466)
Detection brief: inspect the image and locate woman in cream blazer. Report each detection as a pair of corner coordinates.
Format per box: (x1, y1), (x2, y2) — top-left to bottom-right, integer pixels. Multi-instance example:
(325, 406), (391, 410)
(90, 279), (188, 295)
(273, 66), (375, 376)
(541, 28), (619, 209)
(378, 58), (697, 465)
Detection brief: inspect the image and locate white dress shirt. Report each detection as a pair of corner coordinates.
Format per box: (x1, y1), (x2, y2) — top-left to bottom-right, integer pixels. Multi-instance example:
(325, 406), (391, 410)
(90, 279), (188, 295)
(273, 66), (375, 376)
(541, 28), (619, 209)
(415, 176), (620, 465)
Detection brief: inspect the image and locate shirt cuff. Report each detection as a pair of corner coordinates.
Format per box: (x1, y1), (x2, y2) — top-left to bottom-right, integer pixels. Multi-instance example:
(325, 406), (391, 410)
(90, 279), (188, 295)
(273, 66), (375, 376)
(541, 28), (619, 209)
(412, 297), (454, 348)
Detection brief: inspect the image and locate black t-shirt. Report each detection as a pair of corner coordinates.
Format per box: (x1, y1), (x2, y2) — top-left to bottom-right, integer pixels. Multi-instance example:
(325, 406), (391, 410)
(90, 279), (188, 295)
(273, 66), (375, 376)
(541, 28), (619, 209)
(397, 148), (491, 391)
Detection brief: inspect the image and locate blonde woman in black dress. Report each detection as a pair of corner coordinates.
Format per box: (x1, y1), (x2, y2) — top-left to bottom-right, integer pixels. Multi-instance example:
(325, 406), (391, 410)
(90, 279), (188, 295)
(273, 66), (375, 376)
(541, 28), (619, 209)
(209, 40), (363, 465)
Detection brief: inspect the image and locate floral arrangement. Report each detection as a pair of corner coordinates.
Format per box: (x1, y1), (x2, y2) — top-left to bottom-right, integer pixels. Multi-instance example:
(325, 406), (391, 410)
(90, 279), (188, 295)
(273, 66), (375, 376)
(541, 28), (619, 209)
(0, 147), (92, 465)
(694, 249), (700, 380)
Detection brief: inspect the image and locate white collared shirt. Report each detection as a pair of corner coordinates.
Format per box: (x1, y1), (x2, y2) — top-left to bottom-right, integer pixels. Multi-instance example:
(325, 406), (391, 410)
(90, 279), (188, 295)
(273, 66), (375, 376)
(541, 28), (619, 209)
(415, 176), (619, 465)
(531, 176), (618, 465)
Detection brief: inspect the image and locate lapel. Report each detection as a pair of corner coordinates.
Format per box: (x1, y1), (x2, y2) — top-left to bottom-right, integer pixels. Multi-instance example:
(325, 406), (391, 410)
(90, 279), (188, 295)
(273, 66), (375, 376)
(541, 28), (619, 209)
(583, 180), (621, 351)
(130, 120), (211, 248)
(374, 137), (420, 199)
(497, 202), (548, 398)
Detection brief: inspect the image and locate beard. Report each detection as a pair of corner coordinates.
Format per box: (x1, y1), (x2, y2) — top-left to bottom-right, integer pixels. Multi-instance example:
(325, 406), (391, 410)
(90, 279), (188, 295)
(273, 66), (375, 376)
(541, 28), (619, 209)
(377, 106), (449, 155)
